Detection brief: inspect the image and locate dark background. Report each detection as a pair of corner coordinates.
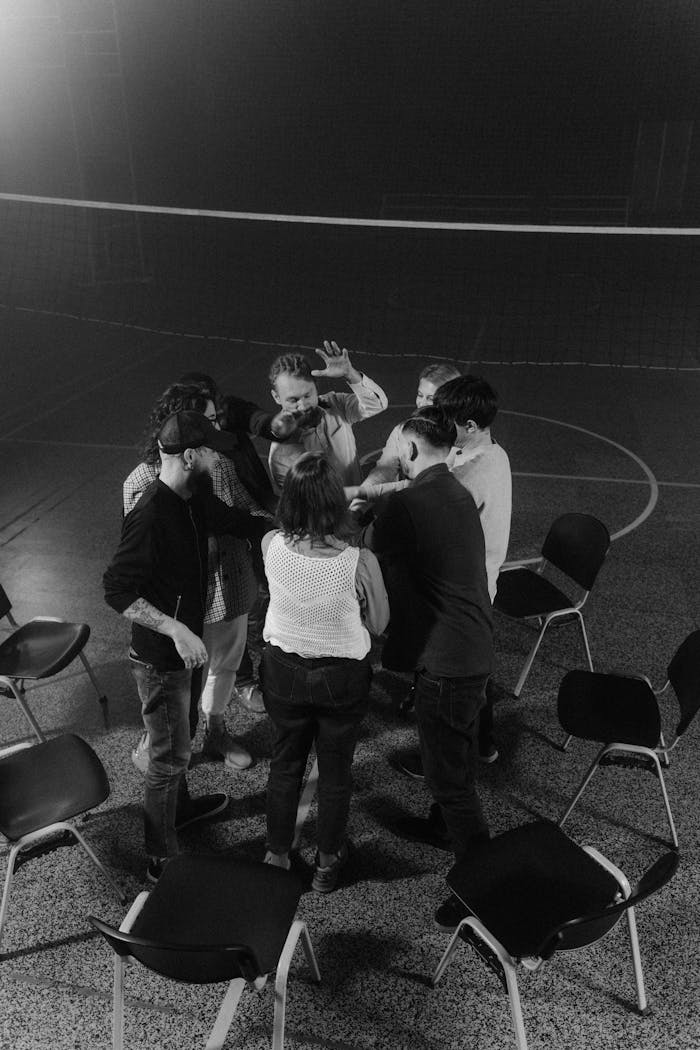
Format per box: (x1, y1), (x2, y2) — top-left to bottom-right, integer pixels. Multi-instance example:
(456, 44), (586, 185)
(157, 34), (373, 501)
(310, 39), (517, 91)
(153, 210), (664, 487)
(1, 0), (699, 218)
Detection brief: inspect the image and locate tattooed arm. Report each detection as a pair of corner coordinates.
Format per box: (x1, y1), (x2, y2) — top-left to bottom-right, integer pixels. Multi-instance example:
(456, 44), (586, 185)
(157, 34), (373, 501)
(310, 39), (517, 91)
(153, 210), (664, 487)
(122, 597), (207, 668)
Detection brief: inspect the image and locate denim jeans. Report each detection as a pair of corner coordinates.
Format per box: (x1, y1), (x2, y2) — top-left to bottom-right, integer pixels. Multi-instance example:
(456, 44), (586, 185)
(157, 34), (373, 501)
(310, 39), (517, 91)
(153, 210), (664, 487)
(130, 656), (192, 858)
(260, 644), (371, 855)
(413, 668), (489, 859)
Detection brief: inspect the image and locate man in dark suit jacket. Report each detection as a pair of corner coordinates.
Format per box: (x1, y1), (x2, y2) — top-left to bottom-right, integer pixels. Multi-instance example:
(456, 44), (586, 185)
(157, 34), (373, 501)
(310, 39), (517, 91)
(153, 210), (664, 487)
(364, 407), (493, 928)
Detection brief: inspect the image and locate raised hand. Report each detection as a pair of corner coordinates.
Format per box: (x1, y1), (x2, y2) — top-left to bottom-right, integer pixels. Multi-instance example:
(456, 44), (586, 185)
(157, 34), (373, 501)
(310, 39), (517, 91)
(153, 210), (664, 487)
(311, 340), (362, 383)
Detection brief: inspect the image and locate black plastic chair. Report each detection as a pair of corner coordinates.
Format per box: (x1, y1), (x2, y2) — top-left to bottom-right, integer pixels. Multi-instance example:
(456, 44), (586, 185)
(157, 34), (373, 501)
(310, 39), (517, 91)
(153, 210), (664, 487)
(432, 821), (678, 1050)
(558, 630), (700, 847)
(0, 583), (109, 742)
(90, 854), (321, 1050)
(494, 514), (610, 696)
(0, 733), (125, 952)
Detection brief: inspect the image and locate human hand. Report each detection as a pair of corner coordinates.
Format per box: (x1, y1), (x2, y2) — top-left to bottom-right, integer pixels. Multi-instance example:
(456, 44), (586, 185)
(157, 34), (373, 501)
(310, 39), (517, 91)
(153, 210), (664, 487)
(270, 409), (299, 439)
(344, 485), (362, 502)
(171, 623), (208, 669)
(311, 340), (362, 383)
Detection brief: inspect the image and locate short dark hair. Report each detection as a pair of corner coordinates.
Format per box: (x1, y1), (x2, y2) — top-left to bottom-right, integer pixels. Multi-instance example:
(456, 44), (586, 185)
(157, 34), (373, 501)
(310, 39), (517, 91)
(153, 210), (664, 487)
(269, 353), (314, 387)
(142, 382), (213, 463)
(418, 362), (461, 387)
(277, 453), (348, 541)
(433, 375), (498, 429)
(178, 371), (220, 405)
(401, 406), (456, 450)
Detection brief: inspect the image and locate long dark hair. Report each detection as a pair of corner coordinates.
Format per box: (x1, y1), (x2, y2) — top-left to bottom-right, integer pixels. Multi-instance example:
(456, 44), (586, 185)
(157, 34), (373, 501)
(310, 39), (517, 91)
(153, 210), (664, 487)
(142, 382), (212, 463)
(277, 453), (348, 541)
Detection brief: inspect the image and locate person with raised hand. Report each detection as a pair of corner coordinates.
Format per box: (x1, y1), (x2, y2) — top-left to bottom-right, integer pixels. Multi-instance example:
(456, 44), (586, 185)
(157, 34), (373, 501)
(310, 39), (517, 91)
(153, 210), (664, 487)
(267, 339), (388, 492)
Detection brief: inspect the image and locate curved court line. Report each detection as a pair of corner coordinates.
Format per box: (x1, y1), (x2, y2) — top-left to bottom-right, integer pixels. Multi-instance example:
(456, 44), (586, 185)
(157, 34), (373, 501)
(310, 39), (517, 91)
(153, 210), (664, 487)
(502, 409), (658, 547)
(361, 406), (658, 559)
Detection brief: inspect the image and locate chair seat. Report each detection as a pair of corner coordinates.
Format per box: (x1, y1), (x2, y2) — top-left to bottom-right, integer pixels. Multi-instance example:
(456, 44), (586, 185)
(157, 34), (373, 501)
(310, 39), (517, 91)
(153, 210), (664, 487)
(131, 855), (305, 979)
(447, 822), (620, 958)
(558, 670), (661, 748)
(494, 569), (574, 619)
(0, 620), (90, 680)
(0, 734), (109, 840)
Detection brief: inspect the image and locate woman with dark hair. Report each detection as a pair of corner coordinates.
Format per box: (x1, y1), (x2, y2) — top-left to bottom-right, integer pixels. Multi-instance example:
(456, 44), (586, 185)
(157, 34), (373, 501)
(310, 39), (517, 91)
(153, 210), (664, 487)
(261, 452), (389, 892)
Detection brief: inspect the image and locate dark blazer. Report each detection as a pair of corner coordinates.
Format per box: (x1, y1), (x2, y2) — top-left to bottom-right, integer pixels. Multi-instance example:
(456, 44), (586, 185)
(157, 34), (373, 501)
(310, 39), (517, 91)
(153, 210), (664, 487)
(365, 462), (493, 677)
(220, 395), (280, 516)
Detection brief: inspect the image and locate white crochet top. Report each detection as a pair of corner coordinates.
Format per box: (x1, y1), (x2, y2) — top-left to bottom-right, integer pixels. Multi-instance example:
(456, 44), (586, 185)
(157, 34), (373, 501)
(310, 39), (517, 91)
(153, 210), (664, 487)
(263, 533), (370, 659)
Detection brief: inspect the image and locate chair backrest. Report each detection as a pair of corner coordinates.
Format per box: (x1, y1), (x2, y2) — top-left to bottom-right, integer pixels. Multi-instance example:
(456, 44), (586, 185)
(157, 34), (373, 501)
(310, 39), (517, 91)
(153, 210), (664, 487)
(557, 669), (661, 748)
(668, 630), (700, 737)
(541, 513), (610, 591)
(0, 585), (12, 622)
(89, 916), (263, 984)
(539, 849), (679, 959)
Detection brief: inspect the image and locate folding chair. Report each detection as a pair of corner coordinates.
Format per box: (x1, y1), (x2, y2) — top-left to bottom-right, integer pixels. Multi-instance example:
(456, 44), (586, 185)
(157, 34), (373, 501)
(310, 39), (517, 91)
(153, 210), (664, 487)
(433, 820), (678, 1050)
(494, 513), (610, 696)
(558, 630), (700, 848)
(90, 854), (321, 1050)
(0, 733), (125, 952)
(0, 583), (109, 742)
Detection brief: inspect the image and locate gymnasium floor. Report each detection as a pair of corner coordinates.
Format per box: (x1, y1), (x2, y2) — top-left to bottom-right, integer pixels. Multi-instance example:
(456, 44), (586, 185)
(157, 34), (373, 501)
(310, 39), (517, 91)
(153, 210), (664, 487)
(1, 306), (699, 1049)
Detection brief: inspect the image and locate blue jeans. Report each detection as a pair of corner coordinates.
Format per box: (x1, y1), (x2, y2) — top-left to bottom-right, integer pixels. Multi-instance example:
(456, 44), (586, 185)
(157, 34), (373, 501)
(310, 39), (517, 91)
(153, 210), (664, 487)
(413, 668), (489, 859)
(261, 645), (371, 855)
(130, 656), (193, 858)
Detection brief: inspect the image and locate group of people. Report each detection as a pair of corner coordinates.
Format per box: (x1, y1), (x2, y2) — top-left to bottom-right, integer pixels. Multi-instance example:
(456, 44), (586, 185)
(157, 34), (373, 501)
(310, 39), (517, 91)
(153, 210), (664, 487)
(103, 339), (512, 924)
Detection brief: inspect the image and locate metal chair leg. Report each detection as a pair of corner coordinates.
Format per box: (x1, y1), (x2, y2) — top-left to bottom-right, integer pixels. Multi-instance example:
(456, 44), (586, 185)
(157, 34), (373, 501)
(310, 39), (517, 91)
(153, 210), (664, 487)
(625, 905), (649, 1014)
(0, 678), (46, 743)
(78, 651), (110, 728)
(513, 620), (550, 697)
(63, 821), (127, 904)
(113, 954), (126, 1050)
(503, 961), (529, 1050)
(0, 841), (22, 953)
(205, 978), (246, 1050)
(272, 919), (320, 1050)
(577, 613), (594, 671)
(649, 756), (679, 849)
(558, 747), (606, 827)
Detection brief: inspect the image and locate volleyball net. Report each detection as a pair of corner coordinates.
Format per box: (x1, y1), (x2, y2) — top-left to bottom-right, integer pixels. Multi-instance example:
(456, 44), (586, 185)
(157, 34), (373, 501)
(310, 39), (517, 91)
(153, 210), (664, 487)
(1, 192), (699, 370)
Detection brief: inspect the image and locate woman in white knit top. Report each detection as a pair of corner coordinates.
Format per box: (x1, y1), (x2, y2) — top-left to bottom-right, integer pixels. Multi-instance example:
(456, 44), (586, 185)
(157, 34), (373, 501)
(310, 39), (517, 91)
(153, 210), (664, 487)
(261, 453), (389, 892)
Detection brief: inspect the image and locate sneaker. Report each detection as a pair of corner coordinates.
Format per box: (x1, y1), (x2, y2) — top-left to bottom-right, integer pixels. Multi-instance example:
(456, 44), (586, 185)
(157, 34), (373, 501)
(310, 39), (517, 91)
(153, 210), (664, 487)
(479, 747), (499, 764)
(264, 850), (291, 870)
(312, 842), (349, 894)
(392, 747), (424, 780)
(175, 792), (229, 831)
(202, 722), (253, 770)
(131, 732), (150, 775)
(146, 856), (169, 884)
(434, 894), (469, 931)
(232, 683), (266, 715)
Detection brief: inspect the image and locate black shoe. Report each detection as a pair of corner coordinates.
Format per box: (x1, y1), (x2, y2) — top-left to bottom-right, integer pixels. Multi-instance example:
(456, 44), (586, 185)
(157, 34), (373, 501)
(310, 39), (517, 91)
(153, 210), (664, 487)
(311, 842), (350, 894)
(392, 803), (452, 850)
(146, 856), (169, 884)
(434, 894), (469, 931)
(393, 748), (424, 781)
(175, 792), (228, 831)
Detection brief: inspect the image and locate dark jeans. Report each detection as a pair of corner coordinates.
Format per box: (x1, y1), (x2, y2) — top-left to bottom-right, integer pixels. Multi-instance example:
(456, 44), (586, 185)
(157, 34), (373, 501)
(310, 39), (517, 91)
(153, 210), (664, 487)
(237, 578), (270, 687)
(130, 656), (192, 858)
(260, 644), (371, 855)
(413, 668), (489, 859)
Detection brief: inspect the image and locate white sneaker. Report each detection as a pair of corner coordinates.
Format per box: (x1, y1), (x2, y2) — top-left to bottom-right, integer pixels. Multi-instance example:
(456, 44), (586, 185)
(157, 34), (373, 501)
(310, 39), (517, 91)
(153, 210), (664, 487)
(131, 732), (150, 775)
(231, 683), (266, 714)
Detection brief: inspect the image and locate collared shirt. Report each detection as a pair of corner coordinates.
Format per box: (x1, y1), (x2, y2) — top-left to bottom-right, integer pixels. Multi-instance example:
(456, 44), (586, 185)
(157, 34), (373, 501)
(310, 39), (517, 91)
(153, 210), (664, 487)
(268, 373), (388, 490)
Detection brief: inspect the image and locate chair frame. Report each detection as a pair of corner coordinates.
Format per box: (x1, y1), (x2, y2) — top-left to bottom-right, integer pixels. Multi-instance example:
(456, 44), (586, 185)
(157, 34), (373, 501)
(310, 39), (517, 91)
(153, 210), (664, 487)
(496, 513), (610, 697)
(92, 890), (321, 1050)
(0, 740), (126, 952)
(559, 670), (686, 848)
(433, 844), (677, 1050)
(0, 588), (109, 742)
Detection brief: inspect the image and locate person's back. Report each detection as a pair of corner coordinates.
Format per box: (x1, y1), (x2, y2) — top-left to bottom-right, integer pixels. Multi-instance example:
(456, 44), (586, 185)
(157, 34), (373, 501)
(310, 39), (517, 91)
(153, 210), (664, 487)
(373, 465), (492, 677)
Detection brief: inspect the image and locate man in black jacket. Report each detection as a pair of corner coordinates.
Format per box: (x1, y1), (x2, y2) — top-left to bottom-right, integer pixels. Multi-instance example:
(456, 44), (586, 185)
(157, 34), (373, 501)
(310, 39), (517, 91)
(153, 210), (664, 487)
(104, 411), (265, 883)
(364, 407), (493, 927)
